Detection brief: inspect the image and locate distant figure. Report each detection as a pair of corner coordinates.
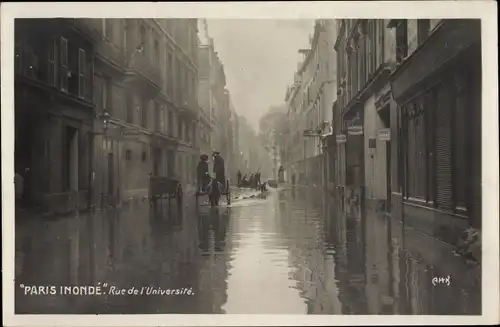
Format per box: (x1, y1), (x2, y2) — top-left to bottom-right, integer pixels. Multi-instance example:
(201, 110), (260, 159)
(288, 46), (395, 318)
(212, 151), (226, 188)
(197, 154), (209, 192)
(237, 170), (242, 187)
(249, 174), (255, 188)
(256, 172), (261, 187)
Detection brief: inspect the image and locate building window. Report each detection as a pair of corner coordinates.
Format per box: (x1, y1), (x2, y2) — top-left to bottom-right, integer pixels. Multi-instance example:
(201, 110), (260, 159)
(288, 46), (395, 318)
(103, 19), (114, 41)
(405, 102), (426, 199)
(167, 52), (173, 96)
(139, 25), (146, 52)
(396, 20), (408, 64)
(417, 19), (431, 46)
(142, 151), (147, 162)
(126, 101), (133, 125)
(78, 48), (86, 98)
(60, 37), (68, 92)
(47, 38), (57, 87)
(155, 103), (161, 132)
(168, 110), (173, 136)
(141, 100), (148, 128)
(154, 39), (160, 67)
(102, 76), (112, 113)
(125, 150), (132, 161)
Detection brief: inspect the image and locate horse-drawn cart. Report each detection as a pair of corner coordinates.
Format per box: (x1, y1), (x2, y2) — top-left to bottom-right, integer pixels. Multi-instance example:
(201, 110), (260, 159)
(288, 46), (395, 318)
(149, 175), (183, 206)
(195, 178), (231, 206)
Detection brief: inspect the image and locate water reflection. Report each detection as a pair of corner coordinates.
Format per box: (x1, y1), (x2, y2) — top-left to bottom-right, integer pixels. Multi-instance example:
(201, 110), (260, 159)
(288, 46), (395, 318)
(15, 187), (480, 314)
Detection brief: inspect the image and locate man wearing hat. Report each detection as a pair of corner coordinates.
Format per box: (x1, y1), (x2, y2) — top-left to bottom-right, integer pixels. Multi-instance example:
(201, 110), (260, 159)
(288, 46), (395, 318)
(212, 151), (226, 188)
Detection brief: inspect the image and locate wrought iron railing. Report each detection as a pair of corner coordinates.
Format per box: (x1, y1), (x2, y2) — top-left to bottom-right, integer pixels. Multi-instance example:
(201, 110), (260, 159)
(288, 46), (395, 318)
(95, 38), (125, 67)
(125, 51), (162, 87)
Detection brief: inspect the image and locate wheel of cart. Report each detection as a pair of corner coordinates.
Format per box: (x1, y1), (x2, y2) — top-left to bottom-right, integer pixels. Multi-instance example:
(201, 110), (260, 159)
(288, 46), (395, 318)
(149, 175), (183, 207)
(224, 179), (231, 205)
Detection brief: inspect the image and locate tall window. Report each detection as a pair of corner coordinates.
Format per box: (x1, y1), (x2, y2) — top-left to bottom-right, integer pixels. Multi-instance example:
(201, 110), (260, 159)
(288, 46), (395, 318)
(417, 19), (430, 46)
(102, 76), (112, 112)
(377, 19), (385, 67)
(154, 103), (161, 131)
(47, 38), (57, 87)
(139, 25), (146, 52)
(126, 93), (133, 123)
(168, 110), (173, 136)
(154, 40), (160, 67)
(60, 37), (68, 92)
(406, 102), (426, 199)
(396, 20), (408, 64)
(103, 19), (114, 40)
(454, 74), (469, 210)
(141, 99), (148, 128)
(78, 48), (86, 98)
(167, 52), (173, 96)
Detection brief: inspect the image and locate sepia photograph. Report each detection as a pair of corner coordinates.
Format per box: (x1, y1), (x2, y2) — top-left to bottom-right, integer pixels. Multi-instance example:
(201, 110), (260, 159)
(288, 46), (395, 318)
(2, 1), (498, 326)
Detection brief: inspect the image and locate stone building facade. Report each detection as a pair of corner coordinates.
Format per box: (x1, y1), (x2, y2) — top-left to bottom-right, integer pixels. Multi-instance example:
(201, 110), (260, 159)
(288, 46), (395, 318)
(14, 18), (202, 215)
(89, 18), (200, 207)
(15, 19), (97, 215)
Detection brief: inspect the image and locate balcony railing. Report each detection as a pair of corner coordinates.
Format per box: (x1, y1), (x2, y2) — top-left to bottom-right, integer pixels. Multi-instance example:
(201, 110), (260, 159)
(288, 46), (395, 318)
(125, 51), (162, 88)
(65, 19), (100, 41)
(95, 38), (125, 67)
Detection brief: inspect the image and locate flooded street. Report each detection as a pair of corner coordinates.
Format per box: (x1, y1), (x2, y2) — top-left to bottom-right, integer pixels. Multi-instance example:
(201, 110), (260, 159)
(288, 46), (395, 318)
(15, 187), (481, 315)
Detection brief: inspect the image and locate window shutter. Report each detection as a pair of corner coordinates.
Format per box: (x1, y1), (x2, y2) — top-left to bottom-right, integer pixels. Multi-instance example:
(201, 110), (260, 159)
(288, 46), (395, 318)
(78, 48), (86, 98)
(60, 37), (68, 92)
(47, 39), (56, 86)
(434, 81), (453, 211)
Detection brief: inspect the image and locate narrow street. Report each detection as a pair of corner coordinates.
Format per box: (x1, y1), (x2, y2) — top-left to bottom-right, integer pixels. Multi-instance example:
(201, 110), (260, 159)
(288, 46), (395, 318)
(15, 186), (480, 315)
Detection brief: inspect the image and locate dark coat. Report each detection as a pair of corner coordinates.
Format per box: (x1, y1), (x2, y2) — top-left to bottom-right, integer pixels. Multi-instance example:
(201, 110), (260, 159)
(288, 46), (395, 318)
(213, 155), (226, 184)
(197, 161), (209, 180)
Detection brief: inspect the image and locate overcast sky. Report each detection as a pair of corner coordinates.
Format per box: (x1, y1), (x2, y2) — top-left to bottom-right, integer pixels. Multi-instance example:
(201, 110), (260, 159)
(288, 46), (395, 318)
(206, 19), (314, 129)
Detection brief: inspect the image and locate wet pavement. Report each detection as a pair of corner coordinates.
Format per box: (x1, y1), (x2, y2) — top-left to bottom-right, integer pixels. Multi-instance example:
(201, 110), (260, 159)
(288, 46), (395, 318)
(15, 186), (481, 314)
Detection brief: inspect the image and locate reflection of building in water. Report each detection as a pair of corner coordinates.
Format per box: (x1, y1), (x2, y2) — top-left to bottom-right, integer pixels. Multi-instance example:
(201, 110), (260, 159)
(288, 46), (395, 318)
(275, 189), (337, 314)
(363, 211), (392, 314)
(196, 208), (230, 313)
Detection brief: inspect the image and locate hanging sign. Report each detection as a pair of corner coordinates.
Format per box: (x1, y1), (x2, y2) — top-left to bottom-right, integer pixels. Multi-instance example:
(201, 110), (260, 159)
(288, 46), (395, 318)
(347, 125), (363, 135)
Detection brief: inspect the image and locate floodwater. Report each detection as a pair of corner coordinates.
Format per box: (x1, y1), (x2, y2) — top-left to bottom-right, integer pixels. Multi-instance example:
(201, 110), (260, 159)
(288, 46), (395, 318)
(15, 187), (481, 314)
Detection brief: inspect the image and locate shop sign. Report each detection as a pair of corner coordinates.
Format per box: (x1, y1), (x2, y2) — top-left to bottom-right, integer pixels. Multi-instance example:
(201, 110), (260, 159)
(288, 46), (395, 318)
(336, 134), (347, 144)
(378, 128), (391, 141)
(303, 128), (322, 137)
(347, 125), (363, 135)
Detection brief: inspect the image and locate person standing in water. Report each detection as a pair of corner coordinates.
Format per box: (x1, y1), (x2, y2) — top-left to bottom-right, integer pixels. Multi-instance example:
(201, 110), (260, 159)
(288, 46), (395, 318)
(212, 151), (226, 188)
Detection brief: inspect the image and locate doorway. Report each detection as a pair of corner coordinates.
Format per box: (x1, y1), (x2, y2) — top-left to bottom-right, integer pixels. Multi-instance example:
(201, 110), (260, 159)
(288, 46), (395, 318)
(64, 126), (79, 192)
(379, 106), (391, 212)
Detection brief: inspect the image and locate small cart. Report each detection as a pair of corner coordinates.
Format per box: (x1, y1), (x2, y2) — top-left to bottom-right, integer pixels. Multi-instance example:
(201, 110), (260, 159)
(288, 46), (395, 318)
(149, 175), (183, 206)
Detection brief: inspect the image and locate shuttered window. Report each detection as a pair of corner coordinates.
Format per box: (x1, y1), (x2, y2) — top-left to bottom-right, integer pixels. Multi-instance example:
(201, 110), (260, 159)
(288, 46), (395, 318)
(423, 90), (435, 203)
(47, 38), (57, 87)
(60, 37), (68, 92)
(434, 81), (453, 211)
(405, 103), (426, 199)
(453, 74), (469, 210)
(78, 48), (86, 98)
